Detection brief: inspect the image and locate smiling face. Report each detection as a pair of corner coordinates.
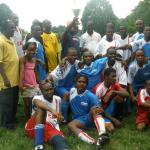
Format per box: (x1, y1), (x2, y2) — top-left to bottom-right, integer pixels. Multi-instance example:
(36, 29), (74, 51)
(26, 43), (36, 58)
(135, 49), (145, 65)
(83, 51), (93, 66)
(67, 48), (78, 64)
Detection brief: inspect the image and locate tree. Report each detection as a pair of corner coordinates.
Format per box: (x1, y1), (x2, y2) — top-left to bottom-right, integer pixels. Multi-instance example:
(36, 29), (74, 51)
(125, 0), (150, 34)
(81, 0), (119, 36)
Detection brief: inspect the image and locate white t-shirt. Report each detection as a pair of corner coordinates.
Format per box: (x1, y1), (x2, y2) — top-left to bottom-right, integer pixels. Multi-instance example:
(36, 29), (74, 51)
(80, 31), (101, 55)
(95, 38), (120, 57)
(32, 95), (61, 130)
(11, 27), (24, 57)
(102, 33), (121, 41)
(105, 61), (127, 86)
(117, 36), (132, 60)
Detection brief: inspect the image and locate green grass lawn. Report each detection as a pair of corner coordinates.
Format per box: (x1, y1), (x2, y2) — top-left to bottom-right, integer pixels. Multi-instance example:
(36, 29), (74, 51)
(0, 103), (150, 150)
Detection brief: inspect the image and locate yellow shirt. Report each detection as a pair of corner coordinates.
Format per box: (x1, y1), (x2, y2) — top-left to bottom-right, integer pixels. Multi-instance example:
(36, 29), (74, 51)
(41, 32), (59, 72)
(0, 34), (19, 90)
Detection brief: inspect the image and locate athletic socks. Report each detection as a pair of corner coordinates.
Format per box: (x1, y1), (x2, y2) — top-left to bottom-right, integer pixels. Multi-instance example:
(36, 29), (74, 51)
(35, 124), (44, 147)
(78, 130), (95, 144)
(94, 115), (106, 136)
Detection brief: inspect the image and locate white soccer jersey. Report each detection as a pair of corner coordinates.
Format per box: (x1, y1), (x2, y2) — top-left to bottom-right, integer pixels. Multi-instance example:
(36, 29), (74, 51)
(32, 95), (61, 130)
(80, 31), (101, 55)
(131, 32), (144, 42)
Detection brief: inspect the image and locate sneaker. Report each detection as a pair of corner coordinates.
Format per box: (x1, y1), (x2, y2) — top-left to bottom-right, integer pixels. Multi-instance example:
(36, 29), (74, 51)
(95, 133), (109, 149)
(35, 145), (44, 150)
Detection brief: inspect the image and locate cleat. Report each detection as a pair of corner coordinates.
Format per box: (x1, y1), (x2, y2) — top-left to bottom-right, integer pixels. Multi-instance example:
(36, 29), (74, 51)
(35, 145), (44, 150)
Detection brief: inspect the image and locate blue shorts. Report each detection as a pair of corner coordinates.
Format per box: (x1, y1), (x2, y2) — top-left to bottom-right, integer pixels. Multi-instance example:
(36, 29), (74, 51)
(74, 114), (111, 128)
(54, 87), (69, 98)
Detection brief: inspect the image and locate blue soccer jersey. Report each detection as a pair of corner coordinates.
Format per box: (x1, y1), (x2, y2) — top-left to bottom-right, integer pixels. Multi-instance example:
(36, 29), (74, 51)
(77, 57), (107, 90)
(69, 88), (100, 119)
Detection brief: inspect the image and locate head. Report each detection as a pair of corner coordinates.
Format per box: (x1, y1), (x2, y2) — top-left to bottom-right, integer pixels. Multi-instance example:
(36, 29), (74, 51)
(107, 48), (117, 61)
(40, 81), (54, 101)
(70, 25), (78, 35)
(31, 24), (42, 40)
(83, 51), (94, 66)
(75, 74), (88, 94)
(86, 20), (94, 34)
(0, 3), (15, 38)
(120, 25), (127, 37)
(106, 27), (113, 41)
(67, 47), (78, 64)
(11, 13), (19, 27)
(135, 19), (144, 33)
(145, 79), (150, 95)
(42, 19), (52, 33)
(25, 42), (37, 58)
(106, 22), (114, 30)
(135, 49), (145, 65)
(144, 26), (150, 40)
(104, 68), (116, 86)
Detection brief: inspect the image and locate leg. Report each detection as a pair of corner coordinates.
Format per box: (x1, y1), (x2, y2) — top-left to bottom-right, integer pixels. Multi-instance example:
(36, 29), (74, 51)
(50, 135), (69, 150)
(33, 108), (46, 150)
(68, 120), (95, 144)
(23, 97), (32, 119)
(105, 123), (115, 133)
(136, 123), (146, 131)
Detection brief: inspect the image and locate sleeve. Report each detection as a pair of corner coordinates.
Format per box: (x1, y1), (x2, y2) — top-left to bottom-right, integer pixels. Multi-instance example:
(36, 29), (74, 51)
(98, 34), (101, 42)
(130, 40), (141, 52)
(94, 41), (103, 57)
(138, 89), (146, 105)
(0, 42), (4, 62)
(32, 95), (45, 103)
(127, 65), (134, 84)
(114, 83), (122, 91)
(89, 93), (101, 108)
(80, 35), (85, 48)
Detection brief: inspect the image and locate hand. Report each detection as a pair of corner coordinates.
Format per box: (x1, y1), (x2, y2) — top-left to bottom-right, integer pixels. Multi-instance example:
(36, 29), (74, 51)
(90, 106), (104, 116)
(4, 78), (11, 87)
(131, 96), (137, 103)
(52, 111), (64, 122)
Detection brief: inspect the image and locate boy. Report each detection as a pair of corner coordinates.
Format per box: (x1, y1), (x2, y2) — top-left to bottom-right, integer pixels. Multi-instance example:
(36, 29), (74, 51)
(136, 79), (150, 131)
(25, 81), (68, 150)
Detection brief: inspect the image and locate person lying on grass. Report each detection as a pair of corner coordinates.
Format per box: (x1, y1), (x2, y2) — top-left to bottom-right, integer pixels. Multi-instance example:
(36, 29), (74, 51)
(68, 74), (121, 150)
(25, 81), (69, 150)
(136, 79), (150, 131)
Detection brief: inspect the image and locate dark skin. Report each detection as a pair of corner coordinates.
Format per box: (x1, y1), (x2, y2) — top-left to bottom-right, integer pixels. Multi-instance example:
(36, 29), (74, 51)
(87, 21), (94, 35)
(11, 13), (19, 27)
(31, 25), (42, 42)
(120, 26), (127, 40)
(135, 20), (144, 33)
(0, 20), (15, 88)
(42, 20), (52, 34)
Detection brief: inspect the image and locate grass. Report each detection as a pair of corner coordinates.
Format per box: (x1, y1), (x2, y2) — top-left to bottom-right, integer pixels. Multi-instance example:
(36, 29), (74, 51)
(0, 103), (150, 150)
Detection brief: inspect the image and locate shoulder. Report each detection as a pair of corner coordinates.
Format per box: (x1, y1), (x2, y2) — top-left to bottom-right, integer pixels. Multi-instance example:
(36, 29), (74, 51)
(53, 95), (61, 101)
(33, 95), (44, 101)
(128, 61), (137, 69)
(94, 31), (101, 37)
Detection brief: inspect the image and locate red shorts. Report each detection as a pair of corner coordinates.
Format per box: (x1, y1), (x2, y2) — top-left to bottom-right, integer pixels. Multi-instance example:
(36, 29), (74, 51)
(25, 117), (64, 142)
(136, 111), (149, 125)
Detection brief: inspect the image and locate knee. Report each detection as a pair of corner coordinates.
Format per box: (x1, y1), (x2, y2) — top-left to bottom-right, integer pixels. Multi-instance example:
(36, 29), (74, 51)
(137, 123), (146, 131)
(106, 123), (115, 133)
(67, 122), (74, 130)
(34, 108), (46, 123)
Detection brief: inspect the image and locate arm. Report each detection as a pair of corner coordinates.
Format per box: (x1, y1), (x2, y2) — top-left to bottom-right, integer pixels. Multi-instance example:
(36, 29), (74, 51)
(128, 83), (137, 102)
(19, 57), (25, 89)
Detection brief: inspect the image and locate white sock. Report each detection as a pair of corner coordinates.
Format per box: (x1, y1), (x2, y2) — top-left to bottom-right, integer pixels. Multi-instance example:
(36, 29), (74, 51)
(94, 115), (106, 136)
(78, 130), (95, 144)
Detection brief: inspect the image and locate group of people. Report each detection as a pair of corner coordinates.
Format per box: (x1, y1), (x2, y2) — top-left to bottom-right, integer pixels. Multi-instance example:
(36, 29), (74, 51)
(0, 3), (150, 150)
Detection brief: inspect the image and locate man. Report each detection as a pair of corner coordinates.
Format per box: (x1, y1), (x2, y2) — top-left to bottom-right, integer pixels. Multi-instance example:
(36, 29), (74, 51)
(25, 81), (69, 150)
(80, 20), (101, 55)
(61, 17), (80, 58)
(28, 24), (47, 81)
(68, 74), (111, 149)
(41, 20), (59, 72)
(131, 19), (144, 42)
(11, 13), (24, 58)
(0, 4), (19, 129)
(94, 68), (129, 118)
(95, 27), (121, 58)
(128, 49), (150, 102)
(47, 48), (78, 123)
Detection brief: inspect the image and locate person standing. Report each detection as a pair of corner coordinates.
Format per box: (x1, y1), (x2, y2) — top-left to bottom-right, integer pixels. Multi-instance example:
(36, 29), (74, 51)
(80, 20), (101, 55)
(0, 4), (19, 129)
(41, 20), (59, 72)
(11, 13), (24, 58)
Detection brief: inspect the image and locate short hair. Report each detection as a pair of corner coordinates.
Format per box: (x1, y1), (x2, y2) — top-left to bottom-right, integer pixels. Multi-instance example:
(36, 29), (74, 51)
(135, 49), (144, 54)
(67, 47), (77, 54)
(75, 74), (88, 85)
(24, 41), (37, 50)
(104, 68), (116, 77)
(0, 3), (13, 32)
(39, 80), (54, 90)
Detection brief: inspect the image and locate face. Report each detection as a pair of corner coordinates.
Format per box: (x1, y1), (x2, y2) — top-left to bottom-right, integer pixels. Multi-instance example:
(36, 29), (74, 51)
(26, 44), (36, 57)
(67, 49), (77, 64)
(144, 27), (150, 39)
(76, 77), (87, 93)
(107, 72), (116, 85)
(120, 26), (126, 36)
(83, 52), (93, 65)
(135, 50), (144, 64)
(87, 21), (93, 33)
(146, 80), (150, 95)
(32, 25), (42, 39)
(11, 14), (19, 26)
(43, 20), (52, 32)
(135, 20), (144, 32)
(5, 21), (15, 37)
(106, 28), (113, 41)
(107, 49), (116, 61)
(41, 83), (54, 101)
(70, 26), (78, 35)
